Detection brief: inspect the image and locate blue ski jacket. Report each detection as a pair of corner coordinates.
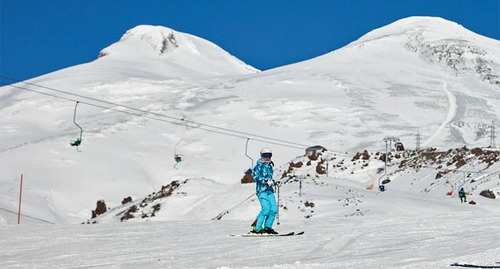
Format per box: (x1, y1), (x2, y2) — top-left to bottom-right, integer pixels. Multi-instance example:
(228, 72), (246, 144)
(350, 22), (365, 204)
(459, 188), (466, 197)
(253, 158), (274, 194)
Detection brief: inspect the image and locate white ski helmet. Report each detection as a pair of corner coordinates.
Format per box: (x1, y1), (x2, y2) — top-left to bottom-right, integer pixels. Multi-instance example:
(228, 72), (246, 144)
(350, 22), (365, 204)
(260, 147), (272, 157)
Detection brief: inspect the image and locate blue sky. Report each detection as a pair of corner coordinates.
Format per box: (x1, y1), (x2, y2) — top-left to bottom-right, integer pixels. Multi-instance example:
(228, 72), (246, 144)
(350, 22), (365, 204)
(1, 0), (499, 83)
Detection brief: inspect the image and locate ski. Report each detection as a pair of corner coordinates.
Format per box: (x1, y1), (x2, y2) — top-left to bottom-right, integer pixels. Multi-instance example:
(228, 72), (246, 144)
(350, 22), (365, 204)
(230, 231), (304, 237)
(240, 231), (294, 237)
(451, 262), (500, 268)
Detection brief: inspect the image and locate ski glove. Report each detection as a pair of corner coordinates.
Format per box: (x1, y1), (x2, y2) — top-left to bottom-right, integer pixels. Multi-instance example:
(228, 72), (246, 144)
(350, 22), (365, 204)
(266, 180), (274, 187)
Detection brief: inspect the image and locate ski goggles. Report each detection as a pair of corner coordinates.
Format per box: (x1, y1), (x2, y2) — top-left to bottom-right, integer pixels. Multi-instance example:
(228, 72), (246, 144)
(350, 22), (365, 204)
(261, 153), (272, 158)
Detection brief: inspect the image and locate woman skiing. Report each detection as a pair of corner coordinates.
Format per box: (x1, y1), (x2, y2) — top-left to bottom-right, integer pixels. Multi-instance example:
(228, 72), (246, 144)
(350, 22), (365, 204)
(250, 147), (279, 234)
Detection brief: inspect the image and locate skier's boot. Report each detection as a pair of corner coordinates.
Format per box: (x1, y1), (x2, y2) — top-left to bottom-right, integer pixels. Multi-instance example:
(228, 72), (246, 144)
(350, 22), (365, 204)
(250, 227), (264, 234)
(263, 227), (278, 234)
(249, 219), (259, 233)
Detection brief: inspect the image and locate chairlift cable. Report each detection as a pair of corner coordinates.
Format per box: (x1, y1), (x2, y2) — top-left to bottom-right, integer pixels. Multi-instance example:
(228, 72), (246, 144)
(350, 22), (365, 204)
(0, 76), (309, 148)
(1, 82), (309, 150)
(1, 77), (354, 155)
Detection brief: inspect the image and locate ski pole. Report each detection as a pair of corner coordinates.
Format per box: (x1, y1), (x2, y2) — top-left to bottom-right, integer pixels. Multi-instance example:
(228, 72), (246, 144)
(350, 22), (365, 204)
(212, 193), (254, 220)
(276, 183), (280, 225)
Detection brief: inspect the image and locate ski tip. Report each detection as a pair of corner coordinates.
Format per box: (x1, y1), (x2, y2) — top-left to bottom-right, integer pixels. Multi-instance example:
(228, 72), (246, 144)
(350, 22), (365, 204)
(450, 262), (500, 268)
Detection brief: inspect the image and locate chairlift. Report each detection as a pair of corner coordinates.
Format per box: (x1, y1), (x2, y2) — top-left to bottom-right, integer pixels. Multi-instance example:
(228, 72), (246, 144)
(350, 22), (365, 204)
(70, 101), (83, 151)
(445, 175), (454, 196)
(239, 139), (255, 184)
(395, 141), (405, 151)
(173, 119), (185, 169)
(244, 138), (254, 175)
(174, 153), (184, 169)
(174, 140), (184, 169)
(366, 162), (374, 190)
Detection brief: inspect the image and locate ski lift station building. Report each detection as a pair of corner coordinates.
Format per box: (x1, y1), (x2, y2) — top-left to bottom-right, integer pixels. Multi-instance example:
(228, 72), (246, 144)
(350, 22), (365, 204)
(306, 145), (327, 156)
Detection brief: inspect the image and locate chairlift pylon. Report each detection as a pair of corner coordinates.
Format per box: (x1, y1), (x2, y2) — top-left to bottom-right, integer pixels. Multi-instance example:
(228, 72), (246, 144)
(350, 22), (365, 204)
(70, 101), (83, 151)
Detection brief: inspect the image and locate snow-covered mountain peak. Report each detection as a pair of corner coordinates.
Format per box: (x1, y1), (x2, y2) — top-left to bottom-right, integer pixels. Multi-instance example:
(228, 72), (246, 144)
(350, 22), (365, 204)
(96, 24), (258, 77)
(356, 16), (475, 43)
(344, 16), (500, 87)
(118, 25), (180, 55)
(98, 25), (193, 58)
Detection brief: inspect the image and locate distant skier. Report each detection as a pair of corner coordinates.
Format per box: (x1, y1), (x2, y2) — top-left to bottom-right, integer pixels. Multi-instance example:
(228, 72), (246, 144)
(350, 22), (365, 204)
(250, 147), (278, 234)
(459, 188), (467, 203)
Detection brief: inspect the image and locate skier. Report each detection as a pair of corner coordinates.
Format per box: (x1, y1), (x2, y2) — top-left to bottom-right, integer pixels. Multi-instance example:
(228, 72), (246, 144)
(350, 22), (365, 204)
(459, 187), (467, 203)
(250, 147), (278, 234)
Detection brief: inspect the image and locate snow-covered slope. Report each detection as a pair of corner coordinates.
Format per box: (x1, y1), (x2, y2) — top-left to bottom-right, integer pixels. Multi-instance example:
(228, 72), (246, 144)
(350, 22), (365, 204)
(3, 213), (500, 268)
(85, 147), (500, 224)
(1, 16), (499, 226)
(247, 16), (500, 151)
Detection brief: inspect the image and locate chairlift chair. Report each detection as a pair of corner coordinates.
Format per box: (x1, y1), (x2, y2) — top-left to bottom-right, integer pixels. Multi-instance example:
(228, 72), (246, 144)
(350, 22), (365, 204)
(70, 138), (82, 147)
(445, 175), (454, 196)
(70, 101), (83, 151)
(173, 125), (185, 169)
(244, 138), (254, 174)
(174, 154), (183, 163)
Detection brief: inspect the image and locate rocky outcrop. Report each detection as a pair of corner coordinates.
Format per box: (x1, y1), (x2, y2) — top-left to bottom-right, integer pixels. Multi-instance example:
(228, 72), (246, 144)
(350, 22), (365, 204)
(91, 200), (107, 219)
(479, 190), (496, 199)
(121, 196), (132, 205)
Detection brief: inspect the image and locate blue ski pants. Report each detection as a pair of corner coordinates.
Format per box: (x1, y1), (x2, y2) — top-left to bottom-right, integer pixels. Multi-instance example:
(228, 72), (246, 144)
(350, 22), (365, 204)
(255, 190), (277, 229)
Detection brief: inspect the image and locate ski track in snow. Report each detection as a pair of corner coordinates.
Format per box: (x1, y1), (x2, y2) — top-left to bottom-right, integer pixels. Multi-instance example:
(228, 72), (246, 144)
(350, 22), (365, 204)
(1, 213), (500, 268)
(422, 81), (457, 147)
